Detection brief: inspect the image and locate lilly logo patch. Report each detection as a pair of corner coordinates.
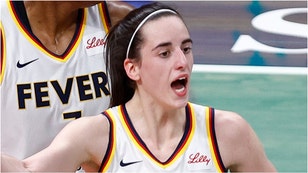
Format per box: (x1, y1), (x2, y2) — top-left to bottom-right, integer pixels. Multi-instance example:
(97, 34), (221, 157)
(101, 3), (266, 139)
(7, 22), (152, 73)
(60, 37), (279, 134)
(84, 31), (105, 56)
(186, 152), (213, 170)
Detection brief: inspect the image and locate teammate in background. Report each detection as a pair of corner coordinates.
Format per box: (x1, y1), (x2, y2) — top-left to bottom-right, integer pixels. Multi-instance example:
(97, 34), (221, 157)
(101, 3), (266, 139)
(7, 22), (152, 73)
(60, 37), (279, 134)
(1, 2), (277, 172)
(0, 1), (133, 160)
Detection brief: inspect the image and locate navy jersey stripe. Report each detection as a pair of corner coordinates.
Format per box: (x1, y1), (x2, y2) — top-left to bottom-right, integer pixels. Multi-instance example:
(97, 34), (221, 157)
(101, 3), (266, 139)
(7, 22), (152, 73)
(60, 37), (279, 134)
(98, 112), (115, 172)
(209, 108), (227, 172)
(120, 104), (192, 165)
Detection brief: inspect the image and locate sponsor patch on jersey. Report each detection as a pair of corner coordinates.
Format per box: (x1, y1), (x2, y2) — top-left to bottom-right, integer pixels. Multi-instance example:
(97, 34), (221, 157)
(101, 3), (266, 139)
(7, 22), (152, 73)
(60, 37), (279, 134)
(83, 31), (105, 57)
(186, 152), (213, 170)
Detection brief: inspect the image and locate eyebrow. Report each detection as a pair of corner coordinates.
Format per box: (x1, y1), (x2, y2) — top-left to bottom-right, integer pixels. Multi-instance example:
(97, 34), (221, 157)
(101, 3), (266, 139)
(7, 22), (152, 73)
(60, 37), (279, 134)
(152, 38), (193, 51)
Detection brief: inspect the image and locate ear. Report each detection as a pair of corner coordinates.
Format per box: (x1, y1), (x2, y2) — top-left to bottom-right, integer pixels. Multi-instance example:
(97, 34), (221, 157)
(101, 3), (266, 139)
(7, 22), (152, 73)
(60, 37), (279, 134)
(124, 58), (140, 81)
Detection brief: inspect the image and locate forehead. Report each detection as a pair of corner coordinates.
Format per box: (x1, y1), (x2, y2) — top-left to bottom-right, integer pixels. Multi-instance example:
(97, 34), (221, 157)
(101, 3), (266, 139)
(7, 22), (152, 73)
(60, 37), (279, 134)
(140, 15), (190, 44)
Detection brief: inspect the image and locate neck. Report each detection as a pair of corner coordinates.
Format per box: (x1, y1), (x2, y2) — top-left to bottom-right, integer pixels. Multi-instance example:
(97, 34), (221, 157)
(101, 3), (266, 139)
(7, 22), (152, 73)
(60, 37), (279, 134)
(24, 1), (79, 54)
(125, 95), (187, 161)
(24, 1), (79, 35)
(125, 93), (187, 141)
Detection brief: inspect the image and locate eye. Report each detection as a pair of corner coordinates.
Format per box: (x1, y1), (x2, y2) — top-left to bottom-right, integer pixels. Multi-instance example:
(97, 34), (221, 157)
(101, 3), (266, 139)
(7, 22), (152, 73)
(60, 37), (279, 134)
(182, 46), (192, 54)
(159, 50), (170, 58)
(182, 41), (193, 54)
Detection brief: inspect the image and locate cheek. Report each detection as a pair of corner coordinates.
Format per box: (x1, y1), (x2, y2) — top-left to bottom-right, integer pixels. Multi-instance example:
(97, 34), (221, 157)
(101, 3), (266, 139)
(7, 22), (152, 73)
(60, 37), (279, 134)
(140, 61), (167, 82)
(142, 62), (161, 76)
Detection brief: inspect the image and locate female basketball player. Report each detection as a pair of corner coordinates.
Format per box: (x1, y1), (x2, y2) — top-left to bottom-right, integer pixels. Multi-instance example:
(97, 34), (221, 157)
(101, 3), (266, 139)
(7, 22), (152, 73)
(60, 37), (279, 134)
(1, 2), (276, 172)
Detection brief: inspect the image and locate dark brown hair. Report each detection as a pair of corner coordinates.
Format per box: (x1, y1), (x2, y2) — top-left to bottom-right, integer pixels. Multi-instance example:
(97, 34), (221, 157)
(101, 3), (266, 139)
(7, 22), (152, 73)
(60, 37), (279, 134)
(105, 2), (182, 107)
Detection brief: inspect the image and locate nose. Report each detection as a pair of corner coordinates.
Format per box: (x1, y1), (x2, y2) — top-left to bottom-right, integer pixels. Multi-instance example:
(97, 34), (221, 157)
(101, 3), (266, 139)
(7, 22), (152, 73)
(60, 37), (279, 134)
(174, 48), (188, 70)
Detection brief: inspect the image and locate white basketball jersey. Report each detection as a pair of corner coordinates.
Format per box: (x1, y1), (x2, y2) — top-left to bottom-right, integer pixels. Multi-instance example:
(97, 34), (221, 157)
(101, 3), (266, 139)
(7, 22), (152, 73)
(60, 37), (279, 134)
(1, 1), (111, 159)
(99, 103), (227, 172)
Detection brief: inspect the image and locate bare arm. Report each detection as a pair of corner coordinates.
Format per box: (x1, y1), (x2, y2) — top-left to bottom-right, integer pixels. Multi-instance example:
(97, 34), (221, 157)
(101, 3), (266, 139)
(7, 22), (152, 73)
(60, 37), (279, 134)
(1, 115), (110, 172)
(1, 154), (30, 172)
(215, 110), (277, 172)
(106, 1), (135, 26)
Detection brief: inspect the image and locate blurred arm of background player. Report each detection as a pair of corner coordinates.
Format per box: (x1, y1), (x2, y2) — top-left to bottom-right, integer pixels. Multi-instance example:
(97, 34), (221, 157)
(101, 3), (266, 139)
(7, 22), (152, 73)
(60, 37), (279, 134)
(107, 1), (135, 26)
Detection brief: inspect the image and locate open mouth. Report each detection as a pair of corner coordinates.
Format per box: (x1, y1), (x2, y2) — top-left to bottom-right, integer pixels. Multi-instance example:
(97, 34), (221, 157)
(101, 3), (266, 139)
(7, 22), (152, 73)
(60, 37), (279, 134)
(171, 77), (188, 93)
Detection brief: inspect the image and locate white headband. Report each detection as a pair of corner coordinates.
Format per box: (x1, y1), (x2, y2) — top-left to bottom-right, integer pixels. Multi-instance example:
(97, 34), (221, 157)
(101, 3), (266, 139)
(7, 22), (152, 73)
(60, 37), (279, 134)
(126, 9), (177, 59)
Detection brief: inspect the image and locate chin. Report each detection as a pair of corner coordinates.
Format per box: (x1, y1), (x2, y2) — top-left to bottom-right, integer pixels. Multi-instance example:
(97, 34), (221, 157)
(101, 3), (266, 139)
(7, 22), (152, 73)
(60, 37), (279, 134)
(172, 99), (189, 109)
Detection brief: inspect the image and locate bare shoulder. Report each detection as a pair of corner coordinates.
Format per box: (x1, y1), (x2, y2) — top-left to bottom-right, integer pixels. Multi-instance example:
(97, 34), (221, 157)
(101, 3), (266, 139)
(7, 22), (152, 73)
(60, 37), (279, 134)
(52, 114), (111, 151)
(214, 110), (249, 138)
(214, 109), (245, 125)
(214, 110), (252, 152)
(106, 1), (134, 26)
(67, 114), (111, 150)
(214, 109), (276, 172)
(74, 115), (111, 170)
(60, 114), (111, 170)
(106, 1), (135, 11)
(65, 114), (110, 133)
